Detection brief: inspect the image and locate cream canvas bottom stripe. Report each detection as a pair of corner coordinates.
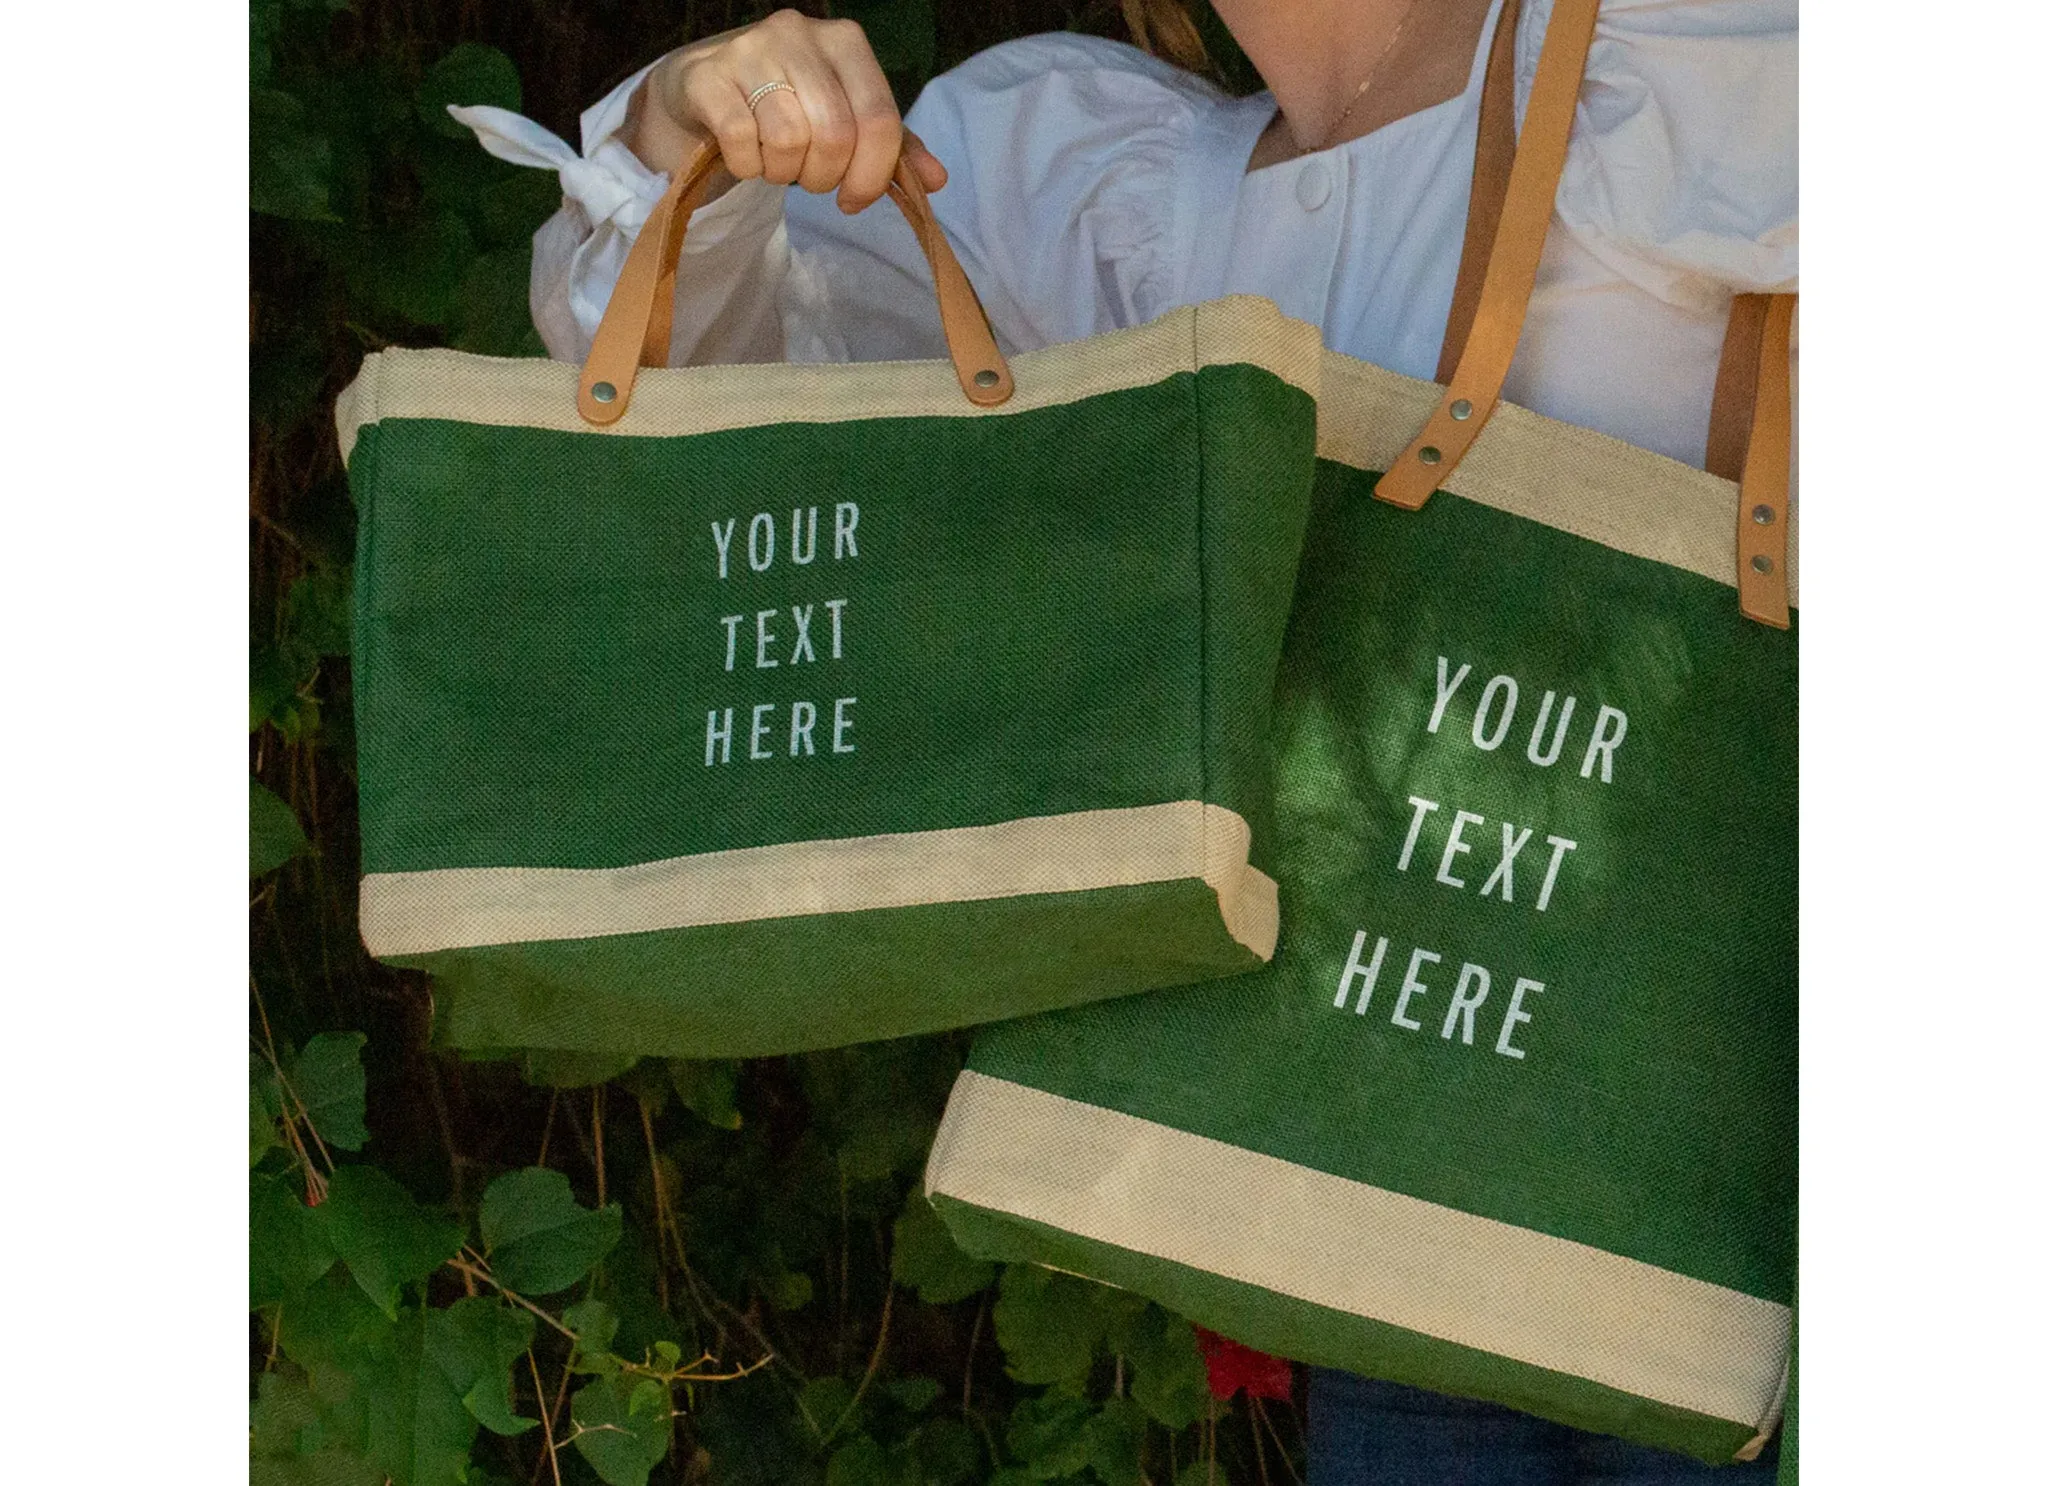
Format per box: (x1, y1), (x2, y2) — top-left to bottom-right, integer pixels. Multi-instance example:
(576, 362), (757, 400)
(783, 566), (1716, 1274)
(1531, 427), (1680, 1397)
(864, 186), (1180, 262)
(361, 802), (1277, 959)
(926, 1072), (1790, 1430)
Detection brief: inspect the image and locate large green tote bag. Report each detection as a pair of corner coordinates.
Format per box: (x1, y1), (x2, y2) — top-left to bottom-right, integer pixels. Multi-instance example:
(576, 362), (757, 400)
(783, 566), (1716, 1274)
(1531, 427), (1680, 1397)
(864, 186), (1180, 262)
(924, 0), (1797, 1463)
(338, 142), (1320, 1057)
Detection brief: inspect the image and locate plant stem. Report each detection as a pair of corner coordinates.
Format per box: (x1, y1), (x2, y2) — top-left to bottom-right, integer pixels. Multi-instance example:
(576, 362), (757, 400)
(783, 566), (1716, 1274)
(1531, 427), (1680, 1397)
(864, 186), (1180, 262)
(1252, 1396), (1303, 1486)
(251, 977), (335, 1178)
(824, 1281), (894, 1445)
(447, 1257), (579, 1341)
(537, 1089), (559, 1169)
(528, 1349), (564, 1486)
(638, 1100), (673, 1314)
(961, 1291), (987, 1417)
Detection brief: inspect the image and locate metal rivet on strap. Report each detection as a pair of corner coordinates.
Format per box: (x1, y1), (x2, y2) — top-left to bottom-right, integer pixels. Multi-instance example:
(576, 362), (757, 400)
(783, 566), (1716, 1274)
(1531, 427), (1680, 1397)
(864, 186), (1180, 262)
(1751, 504), (1776, 525)
(1750, 554), (1774, 575)
(1449, 399), (1473, 421)
(1419, 446), (1442, 466)
(973, 369), (1000, 389)
(591, 381), (617, 404)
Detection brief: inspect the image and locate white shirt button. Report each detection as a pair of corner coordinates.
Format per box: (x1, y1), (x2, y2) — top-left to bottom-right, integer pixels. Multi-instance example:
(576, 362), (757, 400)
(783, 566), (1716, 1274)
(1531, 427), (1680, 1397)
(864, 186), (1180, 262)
(1295, 161), (1333, 212)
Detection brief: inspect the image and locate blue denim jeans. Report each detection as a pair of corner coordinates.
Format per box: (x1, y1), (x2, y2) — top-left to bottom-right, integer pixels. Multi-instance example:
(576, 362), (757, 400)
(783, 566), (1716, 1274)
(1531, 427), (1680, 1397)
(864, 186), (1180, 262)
(1307, 1371), (1779, 1486)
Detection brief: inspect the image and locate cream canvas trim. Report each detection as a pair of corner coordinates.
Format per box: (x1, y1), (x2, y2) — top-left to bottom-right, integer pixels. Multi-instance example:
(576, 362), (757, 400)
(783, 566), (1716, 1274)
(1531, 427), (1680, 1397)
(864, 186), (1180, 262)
(1317, 353), (1799, 605)
(927, 1072), (1792, 1432)
(361, 801), (1278, 960)
(335, 296), (1319, 465)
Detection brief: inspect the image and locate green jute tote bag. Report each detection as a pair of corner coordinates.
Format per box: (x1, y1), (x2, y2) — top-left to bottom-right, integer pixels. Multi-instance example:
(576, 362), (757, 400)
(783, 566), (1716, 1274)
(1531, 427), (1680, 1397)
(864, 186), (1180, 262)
(923, 0), (1796, 1463)
(337, 140), (1321, 1058)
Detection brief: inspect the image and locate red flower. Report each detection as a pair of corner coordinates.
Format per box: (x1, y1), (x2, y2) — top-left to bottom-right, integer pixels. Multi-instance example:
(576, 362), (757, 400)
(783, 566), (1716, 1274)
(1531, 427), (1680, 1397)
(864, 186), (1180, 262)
(1193, 1325), (1294, 1402)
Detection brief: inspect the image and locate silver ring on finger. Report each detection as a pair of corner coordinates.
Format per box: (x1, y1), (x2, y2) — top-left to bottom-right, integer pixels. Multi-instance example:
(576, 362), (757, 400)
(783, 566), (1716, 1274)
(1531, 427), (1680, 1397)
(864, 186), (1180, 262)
(744, 80), (797, 114)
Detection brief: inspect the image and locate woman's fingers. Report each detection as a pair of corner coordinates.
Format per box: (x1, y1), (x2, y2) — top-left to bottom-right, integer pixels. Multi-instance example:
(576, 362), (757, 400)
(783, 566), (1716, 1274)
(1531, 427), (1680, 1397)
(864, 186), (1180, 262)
(904, 138), (949, 195)
(749, 83), (811, 186)
(819, 19), (903, 213)
(647, 9), (943, 207)
(673, 62), (763, 181)
(780, 45), (859, 196)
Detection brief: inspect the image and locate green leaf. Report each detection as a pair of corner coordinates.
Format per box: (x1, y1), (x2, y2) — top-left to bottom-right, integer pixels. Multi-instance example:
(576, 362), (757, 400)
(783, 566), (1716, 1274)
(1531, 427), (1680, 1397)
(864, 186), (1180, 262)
(315, 1166), (466, 1319)
(250, 1449), (386, 1486)
(252, 88), (339, 222)
(252, 642), (315, 735)
(285, 567), (354, 662)
(825, 1434), (889, 1486)
(885, 1375), (942, 1414)
(667, 1058), (743, 1129)
(358, 1307), (484, 1486)
(797, 1376), (858, 1439)
(1082, 1398), (1147, 1486)
(762, 1266), (813, 1312)
(367, 212), (476, 329)
(1004, 1390), (1093, 1481)
(254, 1081), (285, 1167)
(518, 1049), (639, 1089)
(563, 1299), (620, 1374)
(428, 1298), (538, 1437)
(276, 1267), (397, 1378)
(569, 1373), (673, 1486)
(1122, 1307), (1209, 1431)
(892, 1194), (994, 1305)
(911, 1416), (981, 1486)
(252, 1366), (326, 1456)
(454, 247), (544, 358)
(418, 43), (521, 137)
(251, 0), (280, 89)
(993, 1265), (1107, 1390)
(252, 778), (310, 877)
(612, 1059), (672, 1115)
(475, 170), (563, 249)
(479, 1167), (621, 1295)
(289, 1032), (369, 1152)
(252, 1170), (338, 1308)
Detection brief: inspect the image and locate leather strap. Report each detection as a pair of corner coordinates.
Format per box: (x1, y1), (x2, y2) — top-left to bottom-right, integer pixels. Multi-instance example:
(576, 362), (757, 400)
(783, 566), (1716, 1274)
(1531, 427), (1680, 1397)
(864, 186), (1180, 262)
(1704, 293), (1769, 483)
(1437, 0), (1524, 383)
(1731, 293), (1794, 628)
(578, 134), (1014, 426)
(1389, 0), (1793, 625)
(1374, 0), (1601, 510)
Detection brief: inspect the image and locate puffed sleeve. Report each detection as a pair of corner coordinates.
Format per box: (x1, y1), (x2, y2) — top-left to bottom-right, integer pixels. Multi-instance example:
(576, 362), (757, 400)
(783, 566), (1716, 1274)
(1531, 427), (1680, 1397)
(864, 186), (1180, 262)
(777, 33), (1214, 363)
(1520, 0), (1797, 314)
(450, 62), (791, 365)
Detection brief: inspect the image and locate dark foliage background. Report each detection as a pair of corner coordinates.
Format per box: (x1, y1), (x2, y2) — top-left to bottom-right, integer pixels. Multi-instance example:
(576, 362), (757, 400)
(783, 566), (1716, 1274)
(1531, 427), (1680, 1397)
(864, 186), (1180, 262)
(249, 3), (1291, 1484)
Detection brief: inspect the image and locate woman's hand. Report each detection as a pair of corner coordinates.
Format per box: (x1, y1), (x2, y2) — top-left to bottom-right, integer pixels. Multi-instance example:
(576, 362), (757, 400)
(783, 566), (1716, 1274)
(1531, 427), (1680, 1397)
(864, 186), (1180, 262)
(627, 9), (947, 213)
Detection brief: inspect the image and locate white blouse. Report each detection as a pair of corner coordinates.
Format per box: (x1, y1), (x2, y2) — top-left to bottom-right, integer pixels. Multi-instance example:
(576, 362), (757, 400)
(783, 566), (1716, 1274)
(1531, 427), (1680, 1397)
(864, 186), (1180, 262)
(454, 0), (1795, 469)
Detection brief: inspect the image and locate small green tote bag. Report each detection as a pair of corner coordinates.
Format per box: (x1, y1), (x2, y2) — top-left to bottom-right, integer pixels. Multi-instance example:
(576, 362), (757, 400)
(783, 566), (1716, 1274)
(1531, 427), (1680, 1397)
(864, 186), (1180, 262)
(339, 144), (1320, 1058)
(924, 0), (1796, 1464)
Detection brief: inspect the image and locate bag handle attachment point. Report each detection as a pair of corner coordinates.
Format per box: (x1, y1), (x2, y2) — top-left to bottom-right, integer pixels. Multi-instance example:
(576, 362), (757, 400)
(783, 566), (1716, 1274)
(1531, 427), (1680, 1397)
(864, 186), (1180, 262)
(578, 132), (1013, 425)
(1378, 0), (1794, 626)
(1730, 293), (1795, 628)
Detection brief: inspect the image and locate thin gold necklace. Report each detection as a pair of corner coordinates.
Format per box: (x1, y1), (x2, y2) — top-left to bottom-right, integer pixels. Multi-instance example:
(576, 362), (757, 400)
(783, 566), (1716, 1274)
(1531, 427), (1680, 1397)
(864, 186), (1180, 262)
(1301, 0), (1425, 154)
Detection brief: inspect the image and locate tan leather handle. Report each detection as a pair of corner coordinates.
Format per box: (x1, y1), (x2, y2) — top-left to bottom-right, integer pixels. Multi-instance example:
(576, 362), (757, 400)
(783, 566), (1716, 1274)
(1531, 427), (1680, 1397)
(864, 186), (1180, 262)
(1728, 293), (1794, 628)
(578, 133), (1014, 425)
(1395, 0), (1793, 626)
(1437, 0), (1523, 384)
(1375, 0), (1601, 510)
